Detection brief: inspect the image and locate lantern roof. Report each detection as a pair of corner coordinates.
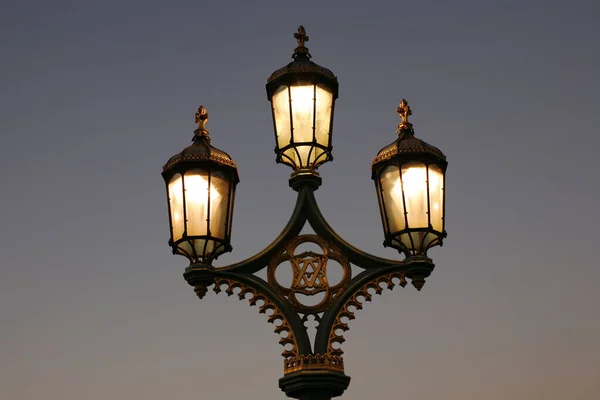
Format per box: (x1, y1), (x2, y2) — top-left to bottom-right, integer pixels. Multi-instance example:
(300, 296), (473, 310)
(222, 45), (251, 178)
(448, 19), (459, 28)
(266, 26), (338, 98)
(162, 106), (239, 182)
(371, 100), (446, 173)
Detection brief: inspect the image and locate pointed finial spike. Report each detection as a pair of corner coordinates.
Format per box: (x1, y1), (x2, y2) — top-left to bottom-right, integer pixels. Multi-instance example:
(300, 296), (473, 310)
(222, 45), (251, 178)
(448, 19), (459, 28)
(411, 277), (425, 291)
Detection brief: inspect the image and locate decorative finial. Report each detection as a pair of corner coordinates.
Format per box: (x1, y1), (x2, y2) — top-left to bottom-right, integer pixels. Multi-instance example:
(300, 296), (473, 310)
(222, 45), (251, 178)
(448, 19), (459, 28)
(293, 26), (310, 58)
(294, 26), (309, 47)
(194, 105), (210, 139)
(396, 99), (412, 134)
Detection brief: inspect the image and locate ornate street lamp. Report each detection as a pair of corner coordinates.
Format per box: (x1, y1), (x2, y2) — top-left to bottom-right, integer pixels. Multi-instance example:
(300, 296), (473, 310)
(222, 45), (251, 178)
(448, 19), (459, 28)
(266, 26), (338, 173)
(163, 27), (448, 400)
(162, 106), (239, 266)
(371, 99), (447, 258)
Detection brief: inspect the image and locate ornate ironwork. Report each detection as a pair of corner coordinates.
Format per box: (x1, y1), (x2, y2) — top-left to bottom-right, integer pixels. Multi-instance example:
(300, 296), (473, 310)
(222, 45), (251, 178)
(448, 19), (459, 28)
(371, 100), (446, 169)
(164, 27), (449, 400)
(194, 105), (209, 138)
(294, 26), (309, 48)
(210, 277), (299, 360)
(327, 271), (407, 357)
(284, 353), (344, 374)
(268, 235), (351, 314)
(396, 98), (412, 133)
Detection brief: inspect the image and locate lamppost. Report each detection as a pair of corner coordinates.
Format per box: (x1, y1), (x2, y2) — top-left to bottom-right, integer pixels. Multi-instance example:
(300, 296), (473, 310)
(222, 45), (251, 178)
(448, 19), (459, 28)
(162, 26), (447, 400)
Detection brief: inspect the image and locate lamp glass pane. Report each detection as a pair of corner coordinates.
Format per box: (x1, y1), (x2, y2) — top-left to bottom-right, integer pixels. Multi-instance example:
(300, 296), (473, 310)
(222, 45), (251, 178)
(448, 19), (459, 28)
(290, 85), (316, 167)
(428, 164), (444, 231)
(184, 169), (226, 241)
(380, 165), (405, 234)
(401, 162), (428, 229)
(272, 86), (292, 151)
(209, 171), (229, 240)
(168, 174), (184, 241)
(315, 85), (333, 146)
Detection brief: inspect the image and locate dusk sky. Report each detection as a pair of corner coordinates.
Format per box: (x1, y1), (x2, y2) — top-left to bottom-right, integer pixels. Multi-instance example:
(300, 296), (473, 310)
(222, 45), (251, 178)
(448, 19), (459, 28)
(2, 1), (599, 399)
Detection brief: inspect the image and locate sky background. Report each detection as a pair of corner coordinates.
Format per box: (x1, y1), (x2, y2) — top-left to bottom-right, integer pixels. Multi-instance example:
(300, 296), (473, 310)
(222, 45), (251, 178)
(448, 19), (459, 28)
(1, 0), (599, 399)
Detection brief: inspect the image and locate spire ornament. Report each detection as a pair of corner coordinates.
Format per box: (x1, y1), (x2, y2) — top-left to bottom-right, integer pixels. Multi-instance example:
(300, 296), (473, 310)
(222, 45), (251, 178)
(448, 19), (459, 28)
(292, 25), (311, 58)
(396, 99), (412, 134)
(194, 105), (210, 140)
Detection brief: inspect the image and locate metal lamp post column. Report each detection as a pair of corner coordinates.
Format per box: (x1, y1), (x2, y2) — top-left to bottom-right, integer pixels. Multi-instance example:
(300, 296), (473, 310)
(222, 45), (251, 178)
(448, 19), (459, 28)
(163, 27), (448, 400)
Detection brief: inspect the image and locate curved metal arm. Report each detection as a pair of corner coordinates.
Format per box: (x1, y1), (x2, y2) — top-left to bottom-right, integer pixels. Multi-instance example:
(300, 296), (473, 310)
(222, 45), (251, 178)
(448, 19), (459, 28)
(215, 187), (310, 274)
(304, 190), (405, 270)
(184, 178), (432, 378)
(314, 265), (407, 355)
(212, 180), (405, 273)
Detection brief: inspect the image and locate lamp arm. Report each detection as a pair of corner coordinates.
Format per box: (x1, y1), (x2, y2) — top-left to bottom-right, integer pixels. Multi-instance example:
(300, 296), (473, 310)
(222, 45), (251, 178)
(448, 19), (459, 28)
(314, 264), (408, 355)
(304, 189), (406, 270)
(184, 267), (312, 356)
(213, 187), (310, 274)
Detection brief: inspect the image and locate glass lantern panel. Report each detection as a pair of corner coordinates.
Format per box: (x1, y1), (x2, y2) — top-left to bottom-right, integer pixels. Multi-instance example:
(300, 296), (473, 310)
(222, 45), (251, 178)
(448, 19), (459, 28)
(428, 164), (444, 232)
(315, 85), (333, 148)
(194, 239), (215, 259)
(380, 165), (405, 234)
(184, 169), (217, 238)
(168, 174), (184, 241)
(401, 162), (428, 229)
(400, 232), (415, 252)
(209, 171), (229, 240)
(290, 85), (316, 167)
(290, 84), (315, 145)
(226, 175), (236, 238)
(178, 240), (194, 258)
(272, 86), (292, 151)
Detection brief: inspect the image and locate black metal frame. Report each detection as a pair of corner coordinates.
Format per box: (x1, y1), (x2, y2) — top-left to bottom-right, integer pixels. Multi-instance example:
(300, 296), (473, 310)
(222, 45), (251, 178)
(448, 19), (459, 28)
(162, 136), (239, 265)
(183, 171), (435, 400)
(266, 50), (339, 171)
(372, 146), (448, 258)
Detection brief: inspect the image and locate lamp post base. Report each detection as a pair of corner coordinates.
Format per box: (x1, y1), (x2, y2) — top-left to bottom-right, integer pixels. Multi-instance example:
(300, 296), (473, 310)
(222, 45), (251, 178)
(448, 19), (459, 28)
(279, 370), (351, 400)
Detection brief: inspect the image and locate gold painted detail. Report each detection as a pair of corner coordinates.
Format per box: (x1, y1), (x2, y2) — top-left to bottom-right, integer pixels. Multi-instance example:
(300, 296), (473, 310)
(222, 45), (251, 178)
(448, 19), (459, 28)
(370, 140), (446, 169)
(267, 63), (337, 83)
(294, 26), (309, 48)
(210, 277), (299, 360)
(162, 152), (237, 171)
(328, 271), (407, 356)
(396, 98), (412, 133)
(268, 235), (351, 314)
(194, 105), (210, 138)
(284, 354), (344, 374)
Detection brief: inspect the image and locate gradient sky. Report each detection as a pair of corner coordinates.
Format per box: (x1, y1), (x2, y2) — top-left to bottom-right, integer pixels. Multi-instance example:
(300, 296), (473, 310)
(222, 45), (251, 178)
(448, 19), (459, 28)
(1, 1), (599, 399)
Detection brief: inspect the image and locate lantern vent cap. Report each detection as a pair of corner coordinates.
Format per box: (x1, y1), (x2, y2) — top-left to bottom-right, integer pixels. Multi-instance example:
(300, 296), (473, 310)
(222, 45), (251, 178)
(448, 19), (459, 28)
(371, 99), (446, 171)
(266, 26), (338, 95)
(162, 105), (239, 180)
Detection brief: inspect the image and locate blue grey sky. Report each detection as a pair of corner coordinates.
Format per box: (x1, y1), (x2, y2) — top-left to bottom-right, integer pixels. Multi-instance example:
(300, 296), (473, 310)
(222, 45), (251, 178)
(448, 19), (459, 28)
(1, 0), (599, 399)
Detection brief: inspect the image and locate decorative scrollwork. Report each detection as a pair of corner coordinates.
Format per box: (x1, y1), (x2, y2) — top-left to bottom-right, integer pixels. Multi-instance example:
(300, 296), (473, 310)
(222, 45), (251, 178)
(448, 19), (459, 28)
(268, 235), (351, 314)
(284, 353), (344, 374)
(328, 271), (407, 356)
(211, 277), (299, 360)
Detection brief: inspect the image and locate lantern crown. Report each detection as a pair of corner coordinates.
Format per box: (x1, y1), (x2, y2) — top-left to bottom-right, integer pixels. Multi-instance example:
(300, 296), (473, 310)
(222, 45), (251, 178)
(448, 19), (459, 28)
(266, 26), (338, 99)
(371, 100), (446, 174)
(162, 106), (239, 179)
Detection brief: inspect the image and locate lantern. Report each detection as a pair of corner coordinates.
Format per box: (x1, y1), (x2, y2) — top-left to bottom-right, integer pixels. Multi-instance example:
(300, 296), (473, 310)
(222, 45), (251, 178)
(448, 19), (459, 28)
(372, 100), (447, 257)
(162, 106), (239, 265)
(266, 26), (338, 171)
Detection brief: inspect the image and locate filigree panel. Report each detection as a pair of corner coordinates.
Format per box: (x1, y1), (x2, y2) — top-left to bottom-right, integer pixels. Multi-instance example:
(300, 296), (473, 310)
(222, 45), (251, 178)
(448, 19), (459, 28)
(202, 278), (299, 359)
(327, 271), (407, 356)
(268, 235), (351, 314)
